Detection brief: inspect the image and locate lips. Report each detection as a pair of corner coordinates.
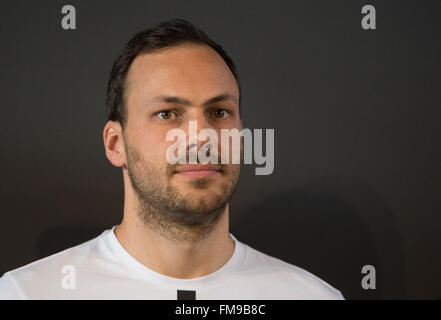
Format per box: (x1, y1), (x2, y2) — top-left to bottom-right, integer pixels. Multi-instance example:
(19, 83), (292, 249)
(175, 164), (222, 173)
(174, 164), (222, 178)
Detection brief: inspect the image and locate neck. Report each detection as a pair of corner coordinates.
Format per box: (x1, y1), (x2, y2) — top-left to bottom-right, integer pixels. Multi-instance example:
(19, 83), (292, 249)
(114, 190), (235, 279)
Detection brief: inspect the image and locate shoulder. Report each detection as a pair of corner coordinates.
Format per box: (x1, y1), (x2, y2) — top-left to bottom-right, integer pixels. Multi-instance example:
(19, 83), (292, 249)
(238, 242), (344, 300)
(0, 272), (24, 299)
(0, 230), (110, 299)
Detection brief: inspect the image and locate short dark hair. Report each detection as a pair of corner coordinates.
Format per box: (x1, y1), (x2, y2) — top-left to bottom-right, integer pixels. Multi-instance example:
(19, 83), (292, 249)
(106, 18), (241, 128)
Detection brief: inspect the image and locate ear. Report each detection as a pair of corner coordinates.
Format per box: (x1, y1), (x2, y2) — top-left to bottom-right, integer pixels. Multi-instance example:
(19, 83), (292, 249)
(103, 121), (126, 168)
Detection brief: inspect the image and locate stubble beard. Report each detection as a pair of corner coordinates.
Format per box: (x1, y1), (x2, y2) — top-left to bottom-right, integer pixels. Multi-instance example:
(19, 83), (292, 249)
(124, 142), (240, 244)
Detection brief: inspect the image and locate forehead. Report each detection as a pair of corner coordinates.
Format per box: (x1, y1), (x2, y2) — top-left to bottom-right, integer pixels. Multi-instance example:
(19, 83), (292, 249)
(125, 44), (239, 103)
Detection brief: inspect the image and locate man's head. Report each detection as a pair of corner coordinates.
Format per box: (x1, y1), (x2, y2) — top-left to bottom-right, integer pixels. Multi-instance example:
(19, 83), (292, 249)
(106, 18), (241, 128)
(103, 19), (242, 242)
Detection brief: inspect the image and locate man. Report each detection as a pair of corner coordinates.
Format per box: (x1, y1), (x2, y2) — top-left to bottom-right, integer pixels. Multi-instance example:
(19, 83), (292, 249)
(0, 19), (344, 299)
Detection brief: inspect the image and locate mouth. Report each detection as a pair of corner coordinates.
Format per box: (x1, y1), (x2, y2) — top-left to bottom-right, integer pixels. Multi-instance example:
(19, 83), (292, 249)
(174, 164), (222, 178)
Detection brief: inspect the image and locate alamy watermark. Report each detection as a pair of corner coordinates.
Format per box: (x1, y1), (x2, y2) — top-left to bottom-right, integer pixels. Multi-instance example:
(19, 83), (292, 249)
(361, 5), (376, 30)
(165, 121), (274, 175)
(361, 264), (376, 290)
(61, 264), (76, 290)
(61, 5), (76, 30)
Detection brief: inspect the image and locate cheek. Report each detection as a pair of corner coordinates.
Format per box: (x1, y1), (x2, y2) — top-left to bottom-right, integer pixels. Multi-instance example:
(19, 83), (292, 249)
(130, 128), (165, 161)
(146, 130), (176, 164)
(218, 131), (243, 165)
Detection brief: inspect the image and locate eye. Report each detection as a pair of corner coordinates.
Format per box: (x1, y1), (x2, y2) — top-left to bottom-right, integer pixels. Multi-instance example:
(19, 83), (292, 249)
(155, 110), (176, 120)
(212, 109), (230, 119)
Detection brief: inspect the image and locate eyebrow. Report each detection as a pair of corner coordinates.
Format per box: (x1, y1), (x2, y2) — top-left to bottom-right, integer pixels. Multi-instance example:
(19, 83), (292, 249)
(203, 94), (238, 106)
(150, 93), (238, 107)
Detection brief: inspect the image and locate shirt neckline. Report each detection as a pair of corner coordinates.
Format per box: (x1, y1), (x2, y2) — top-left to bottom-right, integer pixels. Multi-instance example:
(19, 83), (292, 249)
(102, 225), (246, 289)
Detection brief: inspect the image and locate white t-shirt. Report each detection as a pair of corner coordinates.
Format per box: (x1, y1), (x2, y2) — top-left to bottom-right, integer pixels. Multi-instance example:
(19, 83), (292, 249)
(0, 227), (344, 299)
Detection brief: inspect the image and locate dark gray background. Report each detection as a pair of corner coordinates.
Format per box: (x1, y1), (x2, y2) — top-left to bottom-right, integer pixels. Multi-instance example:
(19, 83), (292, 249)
(0, 0), (440, 299)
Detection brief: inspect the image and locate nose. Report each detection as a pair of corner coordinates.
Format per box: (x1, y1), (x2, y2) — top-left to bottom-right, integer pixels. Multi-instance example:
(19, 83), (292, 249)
(184, 110), (213, 149)
(181, 110), (219, 164)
